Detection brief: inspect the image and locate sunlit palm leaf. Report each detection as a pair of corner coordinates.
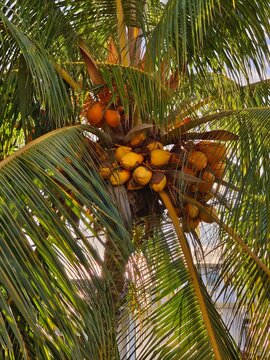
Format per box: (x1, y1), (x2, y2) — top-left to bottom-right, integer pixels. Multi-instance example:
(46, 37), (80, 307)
(0, 126), (134, 358)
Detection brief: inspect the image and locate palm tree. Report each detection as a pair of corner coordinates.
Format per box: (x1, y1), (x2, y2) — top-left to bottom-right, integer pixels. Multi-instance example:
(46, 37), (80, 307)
(0, 0), (270, 358)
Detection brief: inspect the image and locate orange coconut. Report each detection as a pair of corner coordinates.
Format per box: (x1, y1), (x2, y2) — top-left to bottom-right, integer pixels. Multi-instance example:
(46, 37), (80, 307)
(104, 109), (121, 127)
(199, 205), (217, 223)
(86, 102), (104, 126)
(188, 151), (208, 171)
(198, 170), (215, 193)
(210, 162), (226, 179)
(183, 217), (200, 232)
(185, 203), (199, 218)
(197, 142), (227, 164)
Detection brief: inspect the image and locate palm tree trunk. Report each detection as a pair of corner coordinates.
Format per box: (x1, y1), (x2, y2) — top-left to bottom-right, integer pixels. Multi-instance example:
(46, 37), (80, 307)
(102, 236), (129, 359)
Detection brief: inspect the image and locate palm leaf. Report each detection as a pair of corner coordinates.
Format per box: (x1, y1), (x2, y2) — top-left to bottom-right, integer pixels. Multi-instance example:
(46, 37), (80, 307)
(0, 125), (134, 358)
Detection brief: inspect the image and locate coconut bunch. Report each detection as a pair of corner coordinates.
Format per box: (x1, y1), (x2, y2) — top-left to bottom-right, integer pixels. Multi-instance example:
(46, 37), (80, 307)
(84, 100), (125, 128)
(97, 130), (228, 231)
(77, 44), (231, 231)
(98, 135), (169, 192)
(172, 140), (228, 232)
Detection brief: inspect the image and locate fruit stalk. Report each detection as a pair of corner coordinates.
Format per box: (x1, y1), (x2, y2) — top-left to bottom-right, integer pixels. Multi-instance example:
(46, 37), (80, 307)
(159, 191), (223, 360)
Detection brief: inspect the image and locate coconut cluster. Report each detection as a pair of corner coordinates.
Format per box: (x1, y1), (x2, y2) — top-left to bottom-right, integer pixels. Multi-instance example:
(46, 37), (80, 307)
(99, 134), (170, 193)
(175, 141), (227, 232)
(85, 100), (124, 128)
(98, 133), (228, 231)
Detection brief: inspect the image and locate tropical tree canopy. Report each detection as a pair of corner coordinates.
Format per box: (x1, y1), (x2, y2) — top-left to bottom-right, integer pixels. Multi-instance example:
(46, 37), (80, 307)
(0, 0), (270, 359)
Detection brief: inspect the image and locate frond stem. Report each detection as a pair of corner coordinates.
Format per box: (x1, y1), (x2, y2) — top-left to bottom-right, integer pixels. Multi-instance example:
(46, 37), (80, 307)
(54, 64), (82, 91)
(159, 191), (223, 360)
(0, 126), (81, 170)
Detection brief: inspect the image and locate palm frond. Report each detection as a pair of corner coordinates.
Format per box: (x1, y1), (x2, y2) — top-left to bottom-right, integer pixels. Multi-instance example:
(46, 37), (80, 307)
(148, 0), (270, 82)
(0, 125), (134, 358)
(119, 217), (240, 359)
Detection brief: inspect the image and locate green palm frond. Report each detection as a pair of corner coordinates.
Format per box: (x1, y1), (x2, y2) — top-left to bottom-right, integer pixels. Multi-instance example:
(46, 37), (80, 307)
(0, 9), (74, 136)
(120, 219), (240, 359)
(99, 63), (174, 125)
(1, 1), (270, 359)
(148, 0), (270, 82)
(0, 125), (134, 358)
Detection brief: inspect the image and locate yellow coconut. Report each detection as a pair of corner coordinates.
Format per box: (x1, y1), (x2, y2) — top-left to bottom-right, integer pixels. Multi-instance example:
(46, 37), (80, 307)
(150, 173), (167, 192)
(210, 162), (226, 179)
(86, 102), (104, 126)
(132, 166), (153, 186)
(109, 168), (131, 185)
(199, 205), (217, 223)
(198, 170), (215, 193)
(104, 109), (121, 127)
(99, 163), (113, 179)
(185, 203), (199, 218)
(183, 217), (200, 232)
(146, 141), (164, 151)
(130, 133), (146, 147)
(197, 142), (227, 164)
(120, 152), (144, 170)
(188, 151), (208, 171)
(150, 149), (171, 167)
(115, 146), (132, 162)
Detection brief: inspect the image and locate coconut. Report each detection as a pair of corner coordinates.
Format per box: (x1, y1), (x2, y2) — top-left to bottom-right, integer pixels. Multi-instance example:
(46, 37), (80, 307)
(188, 151), (207, 171)
(150, 173), (167, 192)
(115, 146), (132, 162)
(150, 149), (171, 167)
(104, 109), (121, 127)
(109, 168), (131, 185)
(198, 170), (215, 193)
(185, 203), (199, 218)
(132, 166), (152, 186)
(197, 142), (227, 164)
(120, 152), (144, 170)
(183, 217), (200, 232)
(86, 102), (104, 125)
(130, 133), (146, 147)
(210, 162), (226, 179)
(99, 163), (113, 179)
(199, 205), (217, 223)
(146, 141), (164, 151)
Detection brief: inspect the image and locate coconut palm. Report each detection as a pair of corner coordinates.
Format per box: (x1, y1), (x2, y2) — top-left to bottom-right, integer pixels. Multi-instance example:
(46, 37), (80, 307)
(0, 0), (270, 359)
